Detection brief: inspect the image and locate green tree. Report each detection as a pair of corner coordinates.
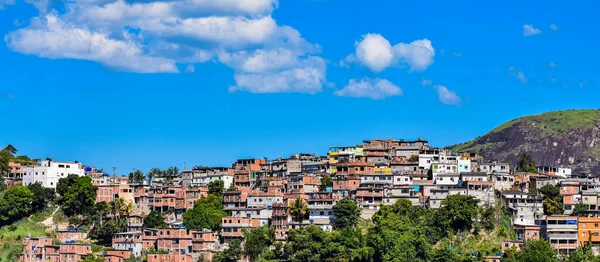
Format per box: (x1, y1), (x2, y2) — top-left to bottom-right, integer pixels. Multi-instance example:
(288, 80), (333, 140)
(320, 174), (333, 191)
(409, 155), (419, 162)
(437, 195), (480, 233)
(513, 239), (557, 262)
(543, 198), (564, 215)
(0, 185), (34, 223)
(243, 226), (275, 260)
(56, 174), (80, 196)
(128, 169), (145, 184)
(208, 180), (225, 199)
(27, 183), (55, 212)
(517, 153), (537, 173)
(81, 255), (106, 262)
(143, 210), (167, 229)
(183, 194), (226, 231)
(332, 198), (361, 229)
(540, 184), (560, 199)
(89, 219), (127, 245)
(147, 167), (162, 185)
(62, 176), (98, 217)
(429, 242), (458, 262)
(288, 197), (308, 223)
(367, 205), (430, 262)
(572, 203), (589, 217)
(213, 239), (243, 262)
(566, 238), (596, 262)
(481, 207), (496, 230)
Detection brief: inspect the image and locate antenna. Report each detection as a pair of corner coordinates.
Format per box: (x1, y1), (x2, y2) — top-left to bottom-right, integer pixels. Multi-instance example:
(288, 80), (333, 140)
(184, 162), (187, 170)
(111, 167), (117, 177)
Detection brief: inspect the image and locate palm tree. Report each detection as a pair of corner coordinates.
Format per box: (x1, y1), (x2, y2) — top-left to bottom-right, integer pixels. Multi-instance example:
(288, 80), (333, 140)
(3, 144), (17, 155)
(147, 167), (161, 185)
(110, 198), (126, 220)
(288, 197), (308, 223)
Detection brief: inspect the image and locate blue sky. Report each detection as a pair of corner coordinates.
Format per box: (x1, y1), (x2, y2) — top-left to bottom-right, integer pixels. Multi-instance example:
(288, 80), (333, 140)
(0, 0), (598, 173)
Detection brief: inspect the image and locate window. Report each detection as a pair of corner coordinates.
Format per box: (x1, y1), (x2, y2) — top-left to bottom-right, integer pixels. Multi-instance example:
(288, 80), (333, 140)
(595, 223), (598, 228)
(595, 233), (599, 237)
(583, 232), (588, 236)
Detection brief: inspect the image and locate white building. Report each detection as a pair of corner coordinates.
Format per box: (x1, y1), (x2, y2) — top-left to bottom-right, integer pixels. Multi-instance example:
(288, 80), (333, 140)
(22, 160), (85, 189)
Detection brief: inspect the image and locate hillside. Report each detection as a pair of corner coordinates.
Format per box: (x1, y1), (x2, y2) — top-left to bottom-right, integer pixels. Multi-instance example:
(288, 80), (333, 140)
(450, 109), (600, 175)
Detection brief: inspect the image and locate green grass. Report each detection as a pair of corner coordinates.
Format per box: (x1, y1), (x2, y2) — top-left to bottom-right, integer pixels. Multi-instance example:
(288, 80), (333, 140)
(490, 109), (600, 137)
(0, 219), (50, 262)
(30, 207), (56, 223)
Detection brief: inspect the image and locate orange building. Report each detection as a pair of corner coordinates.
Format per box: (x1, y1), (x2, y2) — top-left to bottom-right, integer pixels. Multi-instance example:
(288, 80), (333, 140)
(578, 217), (600, 247)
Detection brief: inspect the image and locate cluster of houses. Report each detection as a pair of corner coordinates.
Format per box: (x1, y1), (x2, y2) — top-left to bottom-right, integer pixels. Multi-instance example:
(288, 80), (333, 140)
(6, 138), (600, 261)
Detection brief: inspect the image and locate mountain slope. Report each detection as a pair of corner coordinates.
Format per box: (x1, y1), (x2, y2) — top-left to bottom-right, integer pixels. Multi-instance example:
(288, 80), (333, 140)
(450, 110), (600, 175)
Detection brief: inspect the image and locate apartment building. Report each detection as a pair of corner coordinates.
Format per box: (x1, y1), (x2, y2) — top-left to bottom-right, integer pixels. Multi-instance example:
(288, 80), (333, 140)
(180, 167), (233, 189)
(545, 216), (578, 255)
(307, 192), (335, 232)
(22, 160), (85, 189)
(112, 232), (143, 257)
(21, 236), (93, 262)
(578, 217), (600, 254)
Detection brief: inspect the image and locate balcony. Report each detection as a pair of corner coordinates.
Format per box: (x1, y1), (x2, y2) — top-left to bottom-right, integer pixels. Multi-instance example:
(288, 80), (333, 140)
(547, 233), (578, 239)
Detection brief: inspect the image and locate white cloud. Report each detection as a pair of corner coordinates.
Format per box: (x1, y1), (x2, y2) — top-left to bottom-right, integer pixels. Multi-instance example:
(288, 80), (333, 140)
(6, 0), (325, 93)
(335, 78), (402, 100)
(0, 0), (16, 9)
(550, 24), (558, 31)
(184, 65), (195, 73)
(5, 15), (178, 73)
(523, 24), (541, 37)
(508, 66), (527, 83)
(435, 85), (461, 106)
(548, 62), (557, 68)
(420, 79), (433, 87)
(343, 33), (435, 73)
(229, 56), (326, 94)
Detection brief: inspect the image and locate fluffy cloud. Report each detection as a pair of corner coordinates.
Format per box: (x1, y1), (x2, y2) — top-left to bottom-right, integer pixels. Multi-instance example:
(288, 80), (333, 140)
(508, 66), (527, 83)
(5, 0), (326, 93)
(523, 24), (541, 37)
(343, 33), (435, 73)
(548, 62), (557, 68)
(550, 24), (558, 31)
(334, 78), (402, 100)
(0, 0), (16, 9)
(5, 15), (178, 73)
(435, 85), (461, 106)
(229, 56), (326, 94)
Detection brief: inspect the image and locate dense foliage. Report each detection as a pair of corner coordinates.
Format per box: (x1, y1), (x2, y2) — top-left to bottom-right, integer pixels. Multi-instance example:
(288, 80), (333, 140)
(27, 183), (55, 212)
(0, 185), (34, 225)
(143, 210), (168, 229)
(60, 176), (98, 216)
(183, 194), (226, 231)
(540, 184), (564, 215)
(332, 198), (361, 229)
(320, 174), (333, 191)
(517, 153), (537, 173)
(208, 180), (225, 200)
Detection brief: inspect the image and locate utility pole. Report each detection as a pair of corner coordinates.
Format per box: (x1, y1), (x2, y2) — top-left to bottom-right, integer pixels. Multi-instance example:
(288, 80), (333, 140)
(184, 162), (187, 170)
(111, 167), (117, 177)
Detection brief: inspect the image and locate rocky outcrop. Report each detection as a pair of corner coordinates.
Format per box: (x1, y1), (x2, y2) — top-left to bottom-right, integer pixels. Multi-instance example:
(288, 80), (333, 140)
(450, 110), (600, 175)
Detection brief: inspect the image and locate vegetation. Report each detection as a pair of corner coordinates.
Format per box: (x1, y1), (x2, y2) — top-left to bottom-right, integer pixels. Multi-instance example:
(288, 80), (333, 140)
(213, 239), (243, 262)
(517, 153), (537, 173)
(208, 180), (225, 200)
(540, 184), (564, 215)
(332, 198), (361, 229)
(242, 226), (275, 260)
(502, 239), (557, 262)
(27, 183), (55, 212)
(319, 174), (333, 191)
(128, 169), (146, 184)
(572, 203), (589, 217)
(288, 197), (308, 223)
(143, 211), (168, 229)
(60, 176), (98, 216)
(0, 218), (49, 262)
(183, 194), (226, 231)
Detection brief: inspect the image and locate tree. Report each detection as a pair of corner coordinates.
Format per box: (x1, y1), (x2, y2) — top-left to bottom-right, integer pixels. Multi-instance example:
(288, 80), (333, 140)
(3, 144), (17, 155)
(288, 197), (308, 223)
(513, 239), (557, 262)
(128, 169), (145, 184)
(566, 235), (596, 262)
(183, 194), (226, 231)
(27, 183), (55, 212)
(540, 184), (560, 199)
(81, 255), (106, 262)
(0, 185), (34, 223)
(243, 226), (275, 260)
(144, 210), (167, 229)
(208, 180), (225, 199)
(62, 176), (98, 217)
(517, 153), (537, 173)
(213, 239), (243, 262)
(147, 167), (162, 184)
(429, 242), (458, 262)
(166, 166), (179, 177)
(320, 174), (333, 191)
(572, 203), (589, 217)
(89, 219), (127, 245)
(409, 155), (419, 162)
(437, 195), (479, 234)
(481, 207), (496, 231)
(543, 198), (564, 215)
(56, 174), (80, 196)
(332, 198), (361, 229)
